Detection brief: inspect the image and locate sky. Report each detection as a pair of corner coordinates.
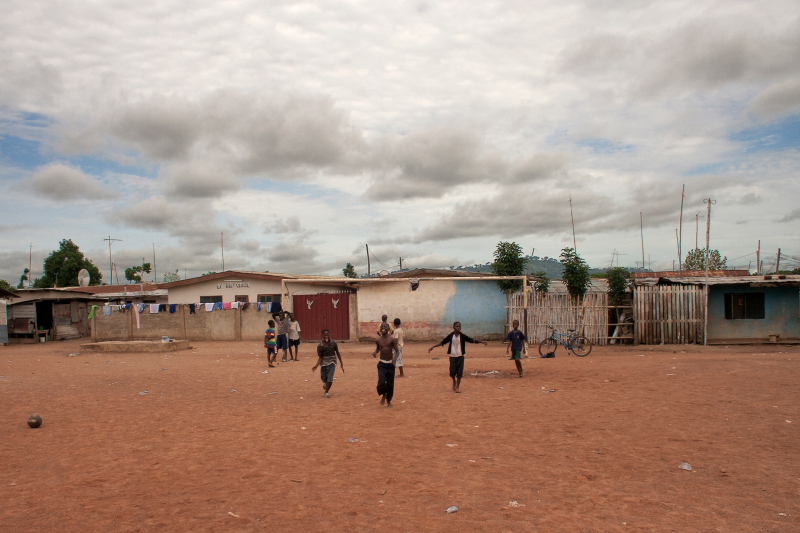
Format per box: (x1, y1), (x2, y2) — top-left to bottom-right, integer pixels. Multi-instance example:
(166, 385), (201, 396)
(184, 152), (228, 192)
(1, 0), (799, 285)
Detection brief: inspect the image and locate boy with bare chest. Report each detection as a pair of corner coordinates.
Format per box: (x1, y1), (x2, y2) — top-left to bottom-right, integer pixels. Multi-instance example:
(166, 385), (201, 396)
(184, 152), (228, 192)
(372, 322), (398, 407)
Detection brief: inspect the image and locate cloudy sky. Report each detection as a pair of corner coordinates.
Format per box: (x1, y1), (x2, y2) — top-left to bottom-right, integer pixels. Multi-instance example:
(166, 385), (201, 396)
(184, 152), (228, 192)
(2, 0), (799, 284)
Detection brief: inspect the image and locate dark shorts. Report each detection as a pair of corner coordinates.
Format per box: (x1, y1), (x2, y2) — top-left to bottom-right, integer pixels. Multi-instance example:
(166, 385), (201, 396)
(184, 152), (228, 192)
(449, 356), (465, 378)
(276, 334), (288, 350)
(289, 338), (300, 348)
(510, 350), (522, 359)
(267, 346), (276, 355)
(320, 364), (335, 383)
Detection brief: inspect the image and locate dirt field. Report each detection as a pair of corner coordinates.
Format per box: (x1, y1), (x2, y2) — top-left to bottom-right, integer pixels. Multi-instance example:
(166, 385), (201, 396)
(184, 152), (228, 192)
(2, 338), (799, 532)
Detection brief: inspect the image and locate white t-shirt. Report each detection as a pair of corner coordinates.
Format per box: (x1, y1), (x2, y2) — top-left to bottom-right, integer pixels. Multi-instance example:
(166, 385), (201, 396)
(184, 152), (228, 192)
(392, 327), (404, 347)
(450, 333), (462, 357)
(288, 321), (301, 340)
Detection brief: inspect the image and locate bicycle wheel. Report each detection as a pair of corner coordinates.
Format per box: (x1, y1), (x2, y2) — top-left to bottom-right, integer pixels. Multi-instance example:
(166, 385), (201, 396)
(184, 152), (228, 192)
(538, 337), (556, 356)
(571, 335), (592, 357)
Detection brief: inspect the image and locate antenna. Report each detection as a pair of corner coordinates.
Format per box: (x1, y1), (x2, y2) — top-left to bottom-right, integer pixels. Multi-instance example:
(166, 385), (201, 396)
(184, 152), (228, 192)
(77, 269), (90, 287)
(640, 212), (645, 269)
(221, 232), (225, 271)
(153, 243), (156, 283)
(366, 244), (371, 277)
(103, 236), (122, 285)
(569, 195), (576, 252)
(703, 198), (716, 346)
(678, 184), (684, 263)
(29, 243), (32, 288)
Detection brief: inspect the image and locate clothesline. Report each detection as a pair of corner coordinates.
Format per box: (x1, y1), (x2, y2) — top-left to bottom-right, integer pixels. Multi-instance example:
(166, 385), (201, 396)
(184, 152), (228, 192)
(98, 301), (283, 315)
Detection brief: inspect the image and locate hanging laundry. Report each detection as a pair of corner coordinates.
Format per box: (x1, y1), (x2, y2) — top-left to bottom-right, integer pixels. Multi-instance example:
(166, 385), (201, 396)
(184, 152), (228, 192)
(189, 303), (196, 314)
(169, 304), (176, 313)
(272, 302), (282, 313)
(257, 302), (262, 311)
(159, 304), (167, 312)
(103, 306), (111, 316)
(214, 302), (223, 311)
(266, 302), (272, 312)
(223, 302), (231, 310)
(150, 304), (159, 314)
(205, 303), (214, 312)
(87, 305), (100, 320)
(137, 303), (145, 313)
(231, 302), (239, 309)
(241, 302), (249, 310)
(134, 304), (141, 329)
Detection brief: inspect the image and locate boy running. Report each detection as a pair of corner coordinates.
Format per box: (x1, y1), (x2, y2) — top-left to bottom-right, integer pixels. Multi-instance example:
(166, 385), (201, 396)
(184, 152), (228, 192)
(265, 320), (277, 367)
(272, 311), (291, 362)
(311, 329), (344, 398)
(393, 317), (405, 377)
(428, 322), (487, 393)
(373, 322), (398, 407)
(506, 319), (527, 378)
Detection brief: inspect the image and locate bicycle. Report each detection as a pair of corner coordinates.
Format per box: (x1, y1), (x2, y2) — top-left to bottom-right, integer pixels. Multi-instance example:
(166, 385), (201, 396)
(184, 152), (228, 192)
(538, 325), (592, 357)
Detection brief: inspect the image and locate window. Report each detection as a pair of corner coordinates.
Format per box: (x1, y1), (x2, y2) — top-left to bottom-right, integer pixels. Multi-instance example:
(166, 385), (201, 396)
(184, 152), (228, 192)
(257, 294), (281, 304)
(235, 295), (249, 303)
(724, 292), (765, 320)
(200, 296), (223, 304)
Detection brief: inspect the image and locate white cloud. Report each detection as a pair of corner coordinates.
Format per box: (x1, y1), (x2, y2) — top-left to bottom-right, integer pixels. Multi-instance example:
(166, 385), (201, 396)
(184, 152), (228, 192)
(29, 163), (118, 201)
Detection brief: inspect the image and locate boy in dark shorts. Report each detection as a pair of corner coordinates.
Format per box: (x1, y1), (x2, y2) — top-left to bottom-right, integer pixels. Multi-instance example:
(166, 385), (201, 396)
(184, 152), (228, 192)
(311, 329), (344, 398)
(506, 319), (527, 378)
(265, 320), (277, 367)
(373, 322), (398, 407)
(428, 321), (487, 393)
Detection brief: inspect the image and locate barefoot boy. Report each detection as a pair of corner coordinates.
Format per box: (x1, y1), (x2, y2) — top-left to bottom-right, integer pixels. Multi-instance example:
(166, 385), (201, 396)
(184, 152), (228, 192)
(265, 320), (277, 367)
(392, 318), (405, 378)
(428, 321), (487, 393)
(506, 319), (527, 377)
(373, 322), (398, 407)
(311, 329), (344, 398)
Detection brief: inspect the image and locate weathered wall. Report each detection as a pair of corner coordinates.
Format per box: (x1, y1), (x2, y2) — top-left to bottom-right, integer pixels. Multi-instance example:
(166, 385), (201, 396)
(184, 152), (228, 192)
(708, 285), (800, 342)
(93, 305), (279, 342)
(357, 279), (506, 341)
(168, 278), (283, 304)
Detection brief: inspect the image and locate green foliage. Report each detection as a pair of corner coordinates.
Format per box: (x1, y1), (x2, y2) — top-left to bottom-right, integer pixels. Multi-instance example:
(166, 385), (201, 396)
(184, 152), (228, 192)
(33, 239), (102, 287)
(531, 271), (550, 294)
(342, 263), (357, 278)
(0, 279), (13, 291)
(125, 262), (152, 284)
(606, 267), (630, 306)
(590, 272), (607, 278)
(163, 270), (180, 283)
(559, 247), (591, 301)
(17, 268), (30, 288)
(201, 271), (216, 276)
(492, 241), (526, 293)
(683, 248), (727, 270)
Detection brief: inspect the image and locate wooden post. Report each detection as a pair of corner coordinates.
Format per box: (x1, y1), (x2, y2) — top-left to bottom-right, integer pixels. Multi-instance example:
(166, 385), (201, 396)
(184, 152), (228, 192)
(91, 313), (97, 342)
(181, 304), (187, 340)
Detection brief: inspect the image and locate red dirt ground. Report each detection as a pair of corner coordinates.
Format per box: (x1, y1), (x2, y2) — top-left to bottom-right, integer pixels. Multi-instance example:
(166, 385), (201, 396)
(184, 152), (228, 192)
(1, 339), (799, 532)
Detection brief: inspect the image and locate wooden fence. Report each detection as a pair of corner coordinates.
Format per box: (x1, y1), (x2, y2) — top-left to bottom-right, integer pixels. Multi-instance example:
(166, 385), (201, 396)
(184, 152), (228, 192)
(633, 285), (705, 345)
(508, 291), (610, 346)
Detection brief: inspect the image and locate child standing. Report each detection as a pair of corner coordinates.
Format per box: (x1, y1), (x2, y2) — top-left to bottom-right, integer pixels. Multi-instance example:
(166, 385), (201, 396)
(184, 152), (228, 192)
(265, 320), (277, 367)
(288, 313), (301, 361)
(393, 317), (405, 377)
(312, 329), (344, 398)
(428, 321), (487, 393)
(506, 319), (527, 378)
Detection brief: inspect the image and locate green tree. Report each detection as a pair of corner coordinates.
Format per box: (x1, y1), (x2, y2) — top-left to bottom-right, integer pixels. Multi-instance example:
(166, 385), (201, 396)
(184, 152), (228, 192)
(0, 279), (13, 291)
(342, 263), (357, 278)
(606, 267), (630, 306)
(531, 270), (550, 294)
(125, 262), (152, 284)
(560, 247), (591, 301)
(683, 248), (727, 270)
(201, 271), (216, 276)
(33, 239), (102, 287)
(163, 270), (180, 283)
(492, 241), (526, 293)
(17, 268), (30, 289)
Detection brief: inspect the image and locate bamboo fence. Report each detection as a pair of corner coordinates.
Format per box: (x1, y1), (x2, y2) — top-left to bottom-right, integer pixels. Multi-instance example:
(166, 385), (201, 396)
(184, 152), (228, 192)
(632, 285), (705, 345)
(509, 291), (610, 346)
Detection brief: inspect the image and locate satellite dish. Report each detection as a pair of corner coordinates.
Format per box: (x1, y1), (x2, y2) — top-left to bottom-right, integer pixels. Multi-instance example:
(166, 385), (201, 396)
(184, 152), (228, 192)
(378, 270), (389, 277)
(78, 269), (90, 287)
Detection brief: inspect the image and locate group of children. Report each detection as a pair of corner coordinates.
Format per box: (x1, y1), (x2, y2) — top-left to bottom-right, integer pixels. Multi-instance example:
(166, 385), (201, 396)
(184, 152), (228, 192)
(267, 310), (531, 405)
(264, 311), (301, 367)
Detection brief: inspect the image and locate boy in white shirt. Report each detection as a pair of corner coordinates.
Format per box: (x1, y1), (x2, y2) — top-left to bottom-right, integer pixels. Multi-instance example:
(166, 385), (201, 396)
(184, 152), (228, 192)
(393, 318), (405, 377)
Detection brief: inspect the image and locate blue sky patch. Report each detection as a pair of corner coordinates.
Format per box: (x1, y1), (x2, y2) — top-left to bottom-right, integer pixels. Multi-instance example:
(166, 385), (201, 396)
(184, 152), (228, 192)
(731, 114), (800, 152)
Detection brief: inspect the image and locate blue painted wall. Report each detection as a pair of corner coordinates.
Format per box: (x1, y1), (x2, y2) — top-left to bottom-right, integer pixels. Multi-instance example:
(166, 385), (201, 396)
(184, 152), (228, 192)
(441, 280), (508, 339)
(708, 285), (800, 341)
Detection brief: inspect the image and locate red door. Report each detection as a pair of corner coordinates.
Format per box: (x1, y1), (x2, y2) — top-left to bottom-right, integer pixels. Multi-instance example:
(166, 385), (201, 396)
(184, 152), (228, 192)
(292, 293), (350, 341)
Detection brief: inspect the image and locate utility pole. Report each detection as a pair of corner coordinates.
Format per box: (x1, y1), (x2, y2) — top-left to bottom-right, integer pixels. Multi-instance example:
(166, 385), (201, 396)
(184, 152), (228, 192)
(153, 243), (157, 282)
(366, 244), (371, 277)
(676, 228), (680, 270)
(678, 184), (684, 265)
(775, 249), (781, 273)
(569, 195), (577, 252)
(29, 243), (32, 288)
(104, 236), (122, 285)
(703, 198), (715, 346)
(695, 213), (699, 250)
(756, 240), (760, 274)
(640, 212), (645, 270)
(399, 257), (402, 271)
(221, 232), (225, 271)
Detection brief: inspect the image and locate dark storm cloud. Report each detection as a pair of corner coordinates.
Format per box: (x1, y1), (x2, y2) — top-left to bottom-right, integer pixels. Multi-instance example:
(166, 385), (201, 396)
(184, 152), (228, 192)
(29, 163), (118, 201)
(778, 208), (800, 222)
(162, 161), (240, 199)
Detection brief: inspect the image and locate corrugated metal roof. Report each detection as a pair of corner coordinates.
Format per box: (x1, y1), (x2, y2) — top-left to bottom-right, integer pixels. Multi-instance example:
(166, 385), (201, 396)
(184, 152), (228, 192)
(633, 274), (800, 286)
(631, 270), (750, 279)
